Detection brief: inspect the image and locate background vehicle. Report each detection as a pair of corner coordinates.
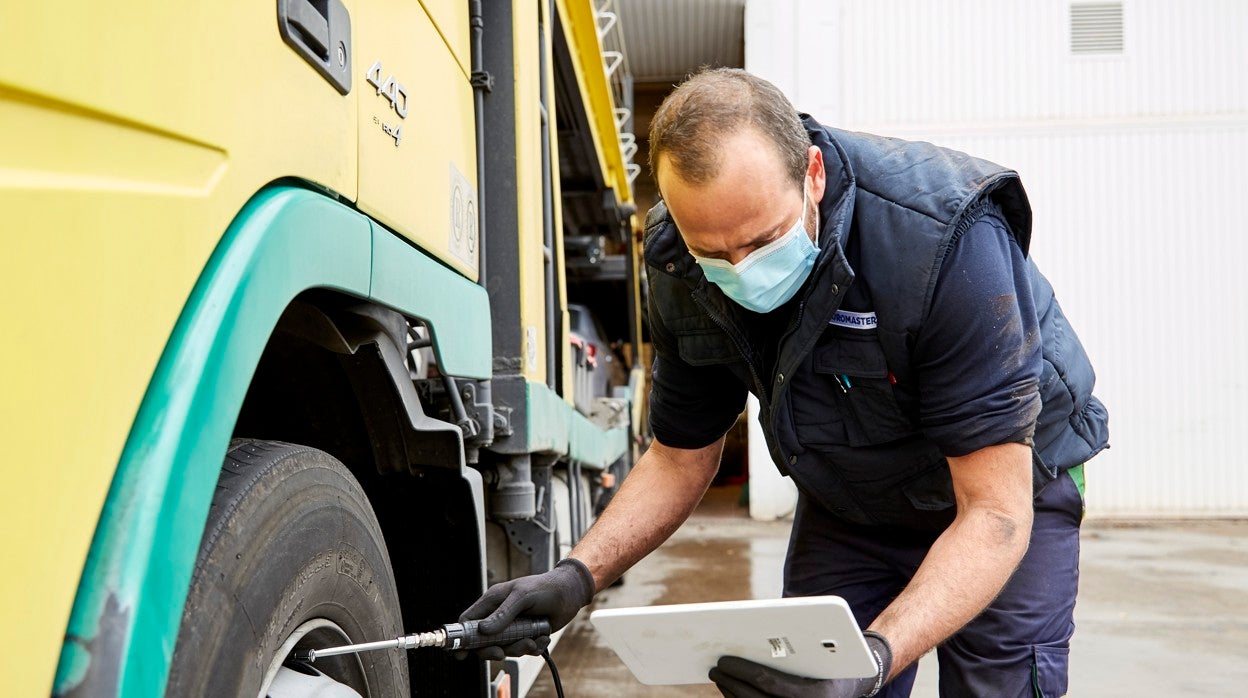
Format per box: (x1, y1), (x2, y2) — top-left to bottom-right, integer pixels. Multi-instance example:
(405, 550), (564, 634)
(0, 1), (643, 696)
(567, 303), (622, 414)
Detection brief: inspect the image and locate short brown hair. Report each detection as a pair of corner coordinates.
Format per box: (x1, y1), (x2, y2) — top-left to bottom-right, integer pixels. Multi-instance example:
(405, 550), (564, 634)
(648, 68), (810, 187)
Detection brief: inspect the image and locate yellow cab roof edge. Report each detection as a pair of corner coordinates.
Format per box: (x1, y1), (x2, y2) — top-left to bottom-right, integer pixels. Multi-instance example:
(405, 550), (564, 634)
(553, 0), (634, 207)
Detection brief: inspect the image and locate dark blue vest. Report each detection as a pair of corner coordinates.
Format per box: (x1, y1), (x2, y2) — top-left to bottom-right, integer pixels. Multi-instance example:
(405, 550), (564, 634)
(644, 117), (1108, 529)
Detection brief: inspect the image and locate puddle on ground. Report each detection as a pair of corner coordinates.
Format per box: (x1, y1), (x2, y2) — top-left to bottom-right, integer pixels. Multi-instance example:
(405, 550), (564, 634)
(527, 504), (792, 697)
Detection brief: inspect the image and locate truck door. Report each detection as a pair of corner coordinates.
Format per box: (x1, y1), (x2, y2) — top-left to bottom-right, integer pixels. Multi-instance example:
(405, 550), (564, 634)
(355, 0), (480, 280)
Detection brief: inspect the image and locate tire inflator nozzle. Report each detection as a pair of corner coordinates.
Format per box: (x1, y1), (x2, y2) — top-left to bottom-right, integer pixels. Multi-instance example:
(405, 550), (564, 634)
(293, 618), (552, 662)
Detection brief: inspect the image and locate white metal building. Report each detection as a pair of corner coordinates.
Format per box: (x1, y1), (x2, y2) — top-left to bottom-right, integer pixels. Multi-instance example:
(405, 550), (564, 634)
(741, 0), (1248, 518)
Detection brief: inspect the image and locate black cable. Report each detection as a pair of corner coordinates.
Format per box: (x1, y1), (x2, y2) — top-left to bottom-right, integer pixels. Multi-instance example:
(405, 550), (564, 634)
(540, 648), (565, 698)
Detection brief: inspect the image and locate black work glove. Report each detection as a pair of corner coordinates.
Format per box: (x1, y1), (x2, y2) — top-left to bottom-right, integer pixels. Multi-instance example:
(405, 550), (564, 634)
(709, 631), (893, 698)
(455, 557), (597, 660)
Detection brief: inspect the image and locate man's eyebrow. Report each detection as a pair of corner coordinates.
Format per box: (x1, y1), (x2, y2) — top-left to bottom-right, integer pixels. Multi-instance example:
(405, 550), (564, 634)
(688, 222), (787, 259)
(746, 222), (787, 248)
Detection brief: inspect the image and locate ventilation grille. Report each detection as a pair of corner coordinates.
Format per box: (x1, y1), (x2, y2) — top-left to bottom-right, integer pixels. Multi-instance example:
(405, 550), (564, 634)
(1071, 2), (1125, 54)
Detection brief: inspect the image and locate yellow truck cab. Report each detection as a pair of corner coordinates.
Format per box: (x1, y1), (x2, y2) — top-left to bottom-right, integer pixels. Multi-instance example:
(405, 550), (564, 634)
(0, 1), (642, 695)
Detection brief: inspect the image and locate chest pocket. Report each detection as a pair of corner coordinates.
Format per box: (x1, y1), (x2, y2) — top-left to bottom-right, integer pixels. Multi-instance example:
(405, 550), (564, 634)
(675, 329), (741, 367)
(811, 333), (916, 447)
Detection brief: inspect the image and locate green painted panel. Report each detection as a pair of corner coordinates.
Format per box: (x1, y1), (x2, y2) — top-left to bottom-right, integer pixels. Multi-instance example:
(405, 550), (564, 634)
(369, 224), (491, 379)
(524, 381), (629, 468)
(56, 187), (490, 697)
(568, 417), (628, 470)
(524, 381), (571, 455)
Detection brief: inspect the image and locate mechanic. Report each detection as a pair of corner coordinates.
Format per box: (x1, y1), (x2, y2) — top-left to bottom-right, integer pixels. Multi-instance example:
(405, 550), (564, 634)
(460, 68), (1108, 697)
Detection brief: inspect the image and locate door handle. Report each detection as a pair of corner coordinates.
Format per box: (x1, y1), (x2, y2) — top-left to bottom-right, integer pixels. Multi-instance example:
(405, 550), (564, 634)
(278, 0), (352, 94)
(287, 0), (329, 59)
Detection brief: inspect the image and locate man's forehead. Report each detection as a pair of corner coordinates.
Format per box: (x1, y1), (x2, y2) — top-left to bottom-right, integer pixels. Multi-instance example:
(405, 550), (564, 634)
(657, 129), (788, 191)
(668, 164), (796, 207)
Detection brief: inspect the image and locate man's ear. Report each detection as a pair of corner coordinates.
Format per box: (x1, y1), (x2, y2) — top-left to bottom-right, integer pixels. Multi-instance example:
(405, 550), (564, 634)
(807, 145), (826, 203)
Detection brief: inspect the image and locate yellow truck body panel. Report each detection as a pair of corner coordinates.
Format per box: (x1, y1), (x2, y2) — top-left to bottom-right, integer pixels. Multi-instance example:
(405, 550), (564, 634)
(0, 2), (357, 692)
(356, 1), (480, 279)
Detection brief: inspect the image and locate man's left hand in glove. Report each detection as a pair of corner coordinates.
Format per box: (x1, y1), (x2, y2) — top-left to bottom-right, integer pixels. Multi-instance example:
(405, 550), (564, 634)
(709, 630), (893, 698)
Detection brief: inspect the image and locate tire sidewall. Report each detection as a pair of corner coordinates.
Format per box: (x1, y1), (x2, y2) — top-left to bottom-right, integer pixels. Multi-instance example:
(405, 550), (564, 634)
(169, 441), (408, 697)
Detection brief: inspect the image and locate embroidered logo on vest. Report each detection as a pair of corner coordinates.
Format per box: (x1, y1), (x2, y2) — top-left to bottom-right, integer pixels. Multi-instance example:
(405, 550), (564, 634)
(829, 309), (877, 329)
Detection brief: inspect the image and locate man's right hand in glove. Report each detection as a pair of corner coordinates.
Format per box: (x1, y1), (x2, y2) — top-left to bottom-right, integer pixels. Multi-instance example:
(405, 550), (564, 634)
(456, 557), (597, 660)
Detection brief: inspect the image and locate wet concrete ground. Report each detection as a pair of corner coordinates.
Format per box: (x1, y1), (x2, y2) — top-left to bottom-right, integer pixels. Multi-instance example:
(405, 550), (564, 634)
(529, 486), (1248, 697)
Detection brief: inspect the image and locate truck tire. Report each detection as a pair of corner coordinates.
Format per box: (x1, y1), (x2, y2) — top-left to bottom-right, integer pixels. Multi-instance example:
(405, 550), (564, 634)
(167, 439), (409, 697)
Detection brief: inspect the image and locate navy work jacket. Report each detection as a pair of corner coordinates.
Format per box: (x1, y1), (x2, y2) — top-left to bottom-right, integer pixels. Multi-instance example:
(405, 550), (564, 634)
(643, 116), (1108, 530)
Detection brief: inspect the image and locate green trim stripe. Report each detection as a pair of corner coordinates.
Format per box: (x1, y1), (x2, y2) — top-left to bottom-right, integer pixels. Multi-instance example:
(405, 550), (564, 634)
(370, 223), (490, 378)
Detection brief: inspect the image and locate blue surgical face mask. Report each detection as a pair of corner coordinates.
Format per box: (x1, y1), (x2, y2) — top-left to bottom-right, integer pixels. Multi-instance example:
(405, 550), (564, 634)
(692, 185), (819, 313)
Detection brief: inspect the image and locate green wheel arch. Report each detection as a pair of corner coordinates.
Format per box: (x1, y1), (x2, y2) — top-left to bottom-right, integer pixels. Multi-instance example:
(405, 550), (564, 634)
(54, 186), (491, 697)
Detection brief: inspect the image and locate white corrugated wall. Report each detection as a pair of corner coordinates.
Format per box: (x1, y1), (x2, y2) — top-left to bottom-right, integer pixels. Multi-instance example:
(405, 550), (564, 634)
(745, 0), (1248, 517)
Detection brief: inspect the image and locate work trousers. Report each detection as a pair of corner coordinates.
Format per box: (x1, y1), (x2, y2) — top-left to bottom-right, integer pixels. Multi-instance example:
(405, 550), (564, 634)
(783, 471), (1083, 698)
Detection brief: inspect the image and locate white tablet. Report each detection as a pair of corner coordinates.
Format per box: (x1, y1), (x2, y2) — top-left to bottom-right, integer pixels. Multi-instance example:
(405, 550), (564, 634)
(588, 596), (876, 685)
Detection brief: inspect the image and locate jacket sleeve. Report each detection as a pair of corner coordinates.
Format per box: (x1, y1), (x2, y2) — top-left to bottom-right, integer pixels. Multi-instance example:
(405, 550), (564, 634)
(913, 213), (1042, 457)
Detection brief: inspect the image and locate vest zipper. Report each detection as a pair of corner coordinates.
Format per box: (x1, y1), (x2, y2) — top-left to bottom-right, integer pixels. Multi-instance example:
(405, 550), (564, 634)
(776, 301), (806, 379)
(761, 301), (805, 423)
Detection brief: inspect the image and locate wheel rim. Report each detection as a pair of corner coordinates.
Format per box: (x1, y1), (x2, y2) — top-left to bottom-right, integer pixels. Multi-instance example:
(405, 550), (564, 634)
(258, 618), (370, 698)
